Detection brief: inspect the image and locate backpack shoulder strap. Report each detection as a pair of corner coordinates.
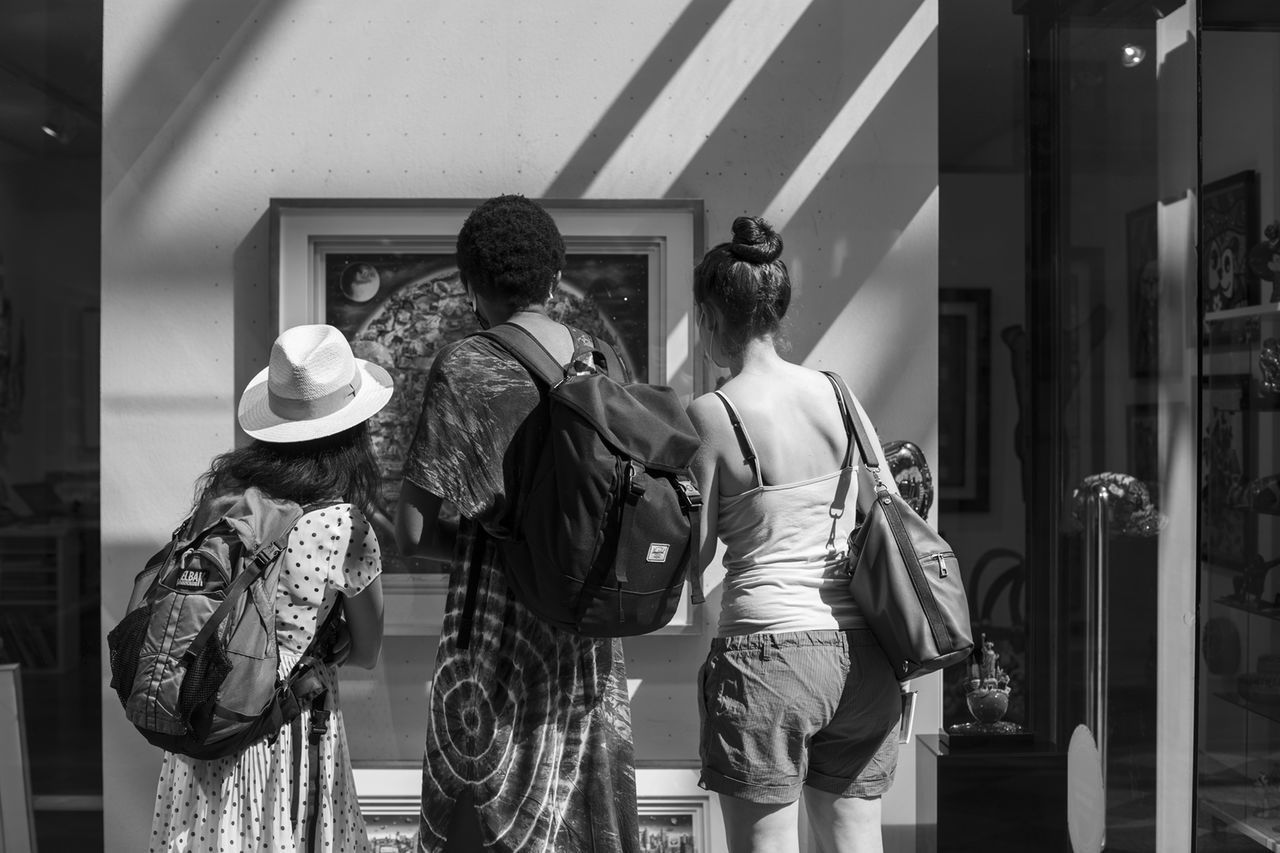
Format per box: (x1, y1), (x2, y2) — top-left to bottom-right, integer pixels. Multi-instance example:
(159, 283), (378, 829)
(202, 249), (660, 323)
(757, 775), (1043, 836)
(476, 324), (565, 387)
(588, 333), (630, 382)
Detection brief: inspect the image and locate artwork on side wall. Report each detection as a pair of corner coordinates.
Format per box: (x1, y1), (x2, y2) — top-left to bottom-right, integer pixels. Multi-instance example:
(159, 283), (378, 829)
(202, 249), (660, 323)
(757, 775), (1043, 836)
(1201, 170), (1260, 313)
(939, 288), (991, 513)
(1200, 373), (1253, 569)
(1125, 203), (1159, 379)
(271, 198), (705, 635)
(1125, 402), (1159, 497)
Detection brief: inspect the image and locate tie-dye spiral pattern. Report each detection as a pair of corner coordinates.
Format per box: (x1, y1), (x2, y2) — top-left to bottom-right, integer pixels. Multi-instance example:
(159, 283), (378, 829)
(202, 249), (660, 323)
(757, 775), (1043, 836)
(405, 336), (639, 853)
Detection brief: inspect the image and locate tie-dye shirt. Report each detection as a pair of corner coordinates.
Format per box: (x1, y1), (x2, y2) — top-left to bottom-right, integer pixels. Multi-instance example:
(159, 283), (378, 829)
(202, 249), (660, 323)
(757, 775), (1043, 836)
(404, 332), (639, 853)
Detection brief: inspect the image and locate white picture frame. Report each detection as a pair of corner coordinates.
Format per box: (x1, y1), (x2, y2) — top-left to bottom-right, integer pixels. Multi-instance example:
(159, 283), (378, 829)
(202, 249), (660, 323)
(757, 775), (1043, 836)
(352, 766), (723, 852)
(270, 199), (706, 637)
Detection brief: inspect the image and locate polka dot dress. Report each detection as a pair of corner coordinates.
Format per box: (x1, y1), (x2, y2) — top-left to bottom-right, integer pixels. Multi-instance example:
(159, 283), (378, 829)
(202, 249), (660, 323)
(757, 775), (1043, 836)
(149, 504), (382, 853)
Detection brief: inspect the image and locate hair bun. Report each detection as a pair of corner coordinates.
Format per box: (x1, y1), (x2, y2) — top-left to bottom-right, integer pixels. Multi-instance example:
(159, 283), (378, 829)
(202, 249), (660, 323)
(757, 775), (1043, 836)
(728, 216), (783, 264)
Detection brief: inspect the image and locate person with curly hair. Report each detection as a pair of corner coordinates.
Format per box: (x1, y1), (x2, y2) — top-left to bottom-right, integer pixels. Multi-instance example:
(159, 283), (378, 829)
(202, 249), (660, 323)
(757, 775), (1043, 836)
(395, 195), (639, 853)
(687, 217), (903, 853)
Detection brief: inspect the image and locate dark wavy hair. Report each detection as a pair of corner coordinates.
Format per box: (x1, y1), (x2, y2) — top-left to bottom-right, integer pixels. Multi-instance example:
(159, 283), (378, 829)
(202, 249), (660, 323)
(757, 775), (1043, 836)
(456, 194), (566, 310)
(693, 216), (791, 356)
(194, 422), (382, 514)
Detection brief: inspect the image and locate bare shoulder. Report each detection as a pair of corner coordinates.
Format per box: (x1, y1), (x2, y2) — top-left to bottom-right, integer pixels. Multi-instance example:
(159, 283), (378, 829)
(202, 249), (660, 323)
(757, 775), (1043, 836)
(687, 391), (734, 442)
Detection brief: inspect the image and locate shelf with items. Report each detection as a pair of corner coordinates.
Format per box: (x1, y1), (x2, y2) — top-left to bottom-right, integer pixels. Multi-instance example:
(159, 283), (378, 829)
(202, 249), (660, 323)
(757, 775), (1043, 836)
(1217, 596), (1280, 624)
(1216, 691), (1280, 726)
(0, 524), (80, 674)
(1200, 792), (1280, 852)
(1199, 750), (1280, 852)
(1205, 303), (1280, 324)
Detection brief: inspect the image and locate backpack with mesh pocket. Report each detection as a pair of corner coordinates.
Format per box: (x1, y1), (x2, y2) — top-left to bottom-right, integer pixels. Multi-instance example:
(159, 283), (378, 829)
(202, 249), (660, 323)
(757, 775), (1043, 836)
(107, 486), (338, 759)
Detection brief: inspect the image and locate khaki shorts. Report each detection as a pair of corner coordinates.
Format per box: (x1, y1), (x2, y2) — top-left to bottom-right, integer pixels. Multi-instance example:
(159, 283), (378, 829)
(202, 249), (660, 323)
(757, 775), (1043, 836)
(698, 629), (901, 804)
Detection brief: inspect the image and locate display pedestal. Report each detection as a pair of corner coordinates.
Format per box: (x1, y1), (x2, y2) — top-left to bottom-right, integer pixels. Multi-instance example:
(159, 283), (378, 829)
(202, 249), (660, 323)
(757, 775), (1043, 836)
(916, 733), (1070, 852)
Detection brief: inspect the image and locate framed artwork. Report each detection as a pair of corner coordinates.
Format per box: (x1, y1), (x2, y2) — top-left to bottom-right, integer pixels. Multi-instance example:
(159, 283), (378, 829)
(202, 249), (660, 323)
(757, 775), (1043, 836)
(1200, 373), (1254, 569)
(270, 199), (705, 635)
(636, 768), (718, 853)
(352, 767), (721, 852)
(353, 766), (420, 851)
(1201, 170), (1260, 313)
(1125, 203), (1159, 378)
(939, 288), (991, 512)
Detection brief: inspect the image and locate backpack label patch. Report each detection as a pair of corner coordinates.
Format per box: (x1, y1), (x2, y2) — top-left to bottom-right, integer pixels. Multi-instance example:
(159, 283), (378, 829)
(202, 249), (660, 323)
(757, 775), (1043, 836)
(645, 544), (670, 563)
(176, 568), (207, 590)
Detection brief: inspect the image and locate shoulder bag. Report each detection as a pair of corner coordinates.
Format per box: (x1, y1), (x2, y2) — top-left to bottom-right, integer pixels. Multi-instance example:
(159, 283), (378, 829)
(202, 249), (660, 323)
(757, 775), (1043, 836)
(825, 372), (974, 681)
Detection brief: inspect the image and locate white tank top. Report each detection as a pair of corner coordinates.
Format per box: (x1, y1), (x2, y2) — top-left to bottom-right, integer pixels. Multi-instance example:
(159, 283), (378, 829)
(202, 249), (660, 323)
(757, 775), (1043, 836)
(712, 388), (867, 637)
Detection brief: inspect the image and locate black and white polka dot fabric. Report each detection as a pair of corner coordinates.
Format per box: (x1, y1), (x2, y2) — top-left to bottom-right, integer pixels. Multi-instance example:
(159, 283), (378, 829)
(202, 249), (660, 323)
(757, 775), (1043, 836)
(149, 504), (381, 853)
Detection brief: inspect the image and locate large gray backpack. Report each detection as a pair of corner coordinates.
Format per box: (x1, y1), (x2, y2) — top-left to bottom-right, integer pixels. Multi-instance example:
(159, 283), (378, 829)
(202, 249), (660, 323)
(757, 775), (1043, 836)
(107, 487), (338, 759)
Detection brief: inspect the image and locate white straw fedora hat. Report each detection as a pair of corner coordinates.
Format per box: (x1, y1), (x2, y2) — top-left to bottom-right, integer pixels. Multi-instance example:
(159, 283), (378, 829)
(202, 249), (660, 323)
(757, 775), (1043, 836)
(237, 324), (394, 443)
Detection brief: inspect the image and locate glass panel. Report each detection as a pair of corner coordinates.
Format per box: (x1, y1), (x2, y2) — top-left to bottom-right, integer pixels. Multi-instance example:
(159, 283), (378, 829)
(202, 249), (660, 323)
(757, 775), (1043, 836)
(1195, 25), (1280, 853)
(0, 2), (103, 847)
(1034, 5), (1198, 851)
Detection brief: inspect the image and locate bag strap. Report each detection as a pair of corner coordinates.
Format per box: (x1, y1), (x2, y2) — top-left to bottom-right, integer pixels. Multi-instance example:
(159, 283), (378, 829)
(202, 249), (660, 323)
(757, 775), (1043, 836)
(821, 372), (890, 520)
(457, 524), (488, 651)
(478, 323), (625, 387)
(477, 323), (566, 387)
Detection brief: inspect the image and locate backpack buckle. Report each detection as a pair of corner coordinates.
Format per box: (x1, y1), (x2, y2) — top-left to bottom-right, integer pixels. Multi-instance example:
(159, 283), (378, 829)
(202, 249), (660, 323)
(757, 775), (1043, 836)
(253, 542), (283, 567)
(675, 477), (702, 512)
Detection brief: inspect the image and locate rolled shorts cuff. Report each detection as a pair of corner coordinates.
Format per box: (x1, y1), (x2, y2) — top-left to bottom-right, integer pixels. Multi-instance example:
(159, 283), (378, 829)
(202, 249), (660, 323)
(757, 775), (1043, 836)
(699, 766), (803, 805)
(805, 764), (893, 799)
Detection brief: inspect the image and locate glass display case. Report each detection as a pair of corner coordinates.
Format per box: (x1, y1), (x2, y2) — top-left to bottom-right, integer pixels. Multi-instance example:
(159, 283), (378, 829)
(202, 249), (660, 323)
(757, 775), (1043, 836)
(1198, 303), (1280, 847)
(1194, 19), (1280, 852)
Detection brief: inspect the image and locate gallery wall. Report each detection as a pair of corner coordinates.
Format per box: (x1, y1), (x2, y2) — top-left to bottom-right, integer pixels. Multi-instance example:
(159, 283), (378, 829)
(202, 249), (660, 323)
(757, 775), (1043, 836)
(101, 2), (940, 850)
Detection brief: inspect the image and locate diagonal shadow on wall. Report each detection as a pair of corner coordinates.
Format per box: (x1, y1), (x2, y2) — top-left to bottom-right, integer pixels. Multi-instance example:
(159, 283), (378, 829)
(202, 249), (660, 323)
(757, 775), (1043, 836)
(543, 0), (735, 198)
(648, 0), (937, 391)
(662, 0), (928, 204)
(103, 0), (294, 202)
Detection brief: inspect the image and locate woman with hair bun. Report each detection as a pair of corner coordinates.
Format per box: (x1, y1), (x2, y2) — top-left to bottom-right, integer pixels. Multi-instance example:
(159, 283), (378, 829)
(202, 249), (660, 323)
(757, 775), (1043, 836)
(688, 217), (903, 853)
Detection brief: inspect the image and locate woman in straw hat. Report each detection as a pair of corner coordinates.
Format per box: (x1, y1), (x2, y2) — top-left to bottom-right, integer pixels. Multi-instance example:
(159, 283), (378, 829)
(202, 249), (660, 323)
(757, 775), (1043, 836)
(149, 323), (393, 853)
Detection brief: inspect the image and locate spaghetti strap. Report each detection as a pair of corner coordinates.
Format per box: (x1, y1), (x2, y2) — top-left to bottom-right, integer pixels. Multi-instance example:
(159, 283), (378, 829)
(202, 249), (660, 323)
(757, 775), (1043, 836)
(713, 391), (763, 488)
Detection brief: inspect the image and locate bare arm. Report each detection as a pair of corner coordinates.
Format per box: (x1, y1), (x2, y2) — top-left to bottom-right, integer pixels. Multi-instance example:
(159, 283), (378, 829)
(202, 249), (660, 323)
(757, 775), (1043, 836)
(338, 577), (384, 670)
(686, 395), (726, 572)
(394, 479), (457, 562)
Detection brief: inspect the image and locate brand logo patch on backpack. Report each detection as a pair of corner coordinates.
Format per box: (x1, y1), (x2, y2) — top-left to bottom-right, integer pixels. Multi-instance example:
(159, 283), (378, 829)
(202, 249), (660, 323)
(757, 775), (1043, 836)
(645, 544), (670, 563)
(175, 568), (206, 590)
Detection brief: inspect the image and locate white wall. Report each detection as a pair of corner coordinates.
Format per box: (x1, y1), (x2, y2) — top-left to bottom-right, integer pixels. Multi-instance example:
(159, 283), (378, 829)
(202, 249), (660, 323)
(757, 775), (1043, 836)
(102, 2), (939, 850)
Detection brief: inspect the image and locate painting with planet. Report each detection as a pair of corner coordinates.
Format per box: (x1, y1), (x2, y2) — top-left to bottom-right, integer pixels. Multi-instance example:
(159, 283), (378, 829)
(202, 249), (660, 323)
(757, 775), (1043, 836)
(324, 250), (651, 574)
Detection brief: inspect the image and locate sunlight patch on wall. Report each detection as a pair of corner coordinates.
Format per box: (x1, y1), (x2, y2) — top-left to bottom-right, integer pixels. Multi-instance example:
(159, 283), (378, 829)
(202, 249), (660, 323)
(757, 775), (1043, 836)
(803, 186), (938, 387)
(764, 0), (937, 231)
(585, 0), (813, 197)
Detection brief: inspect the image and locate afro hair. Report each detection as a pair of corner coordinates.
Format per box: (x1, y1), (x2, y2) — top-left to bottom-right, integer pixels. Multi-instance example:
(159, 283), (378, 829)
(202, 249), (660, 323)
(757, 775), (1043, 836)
(455, 195), (566, 309)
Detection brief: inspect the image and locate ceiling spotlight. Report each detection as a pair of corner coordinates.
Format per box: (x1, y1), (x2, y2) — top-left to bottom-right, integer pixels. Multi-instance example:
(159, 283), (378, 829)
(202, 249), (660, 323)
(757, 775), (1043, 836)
(1121, 44), (1146, 68)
